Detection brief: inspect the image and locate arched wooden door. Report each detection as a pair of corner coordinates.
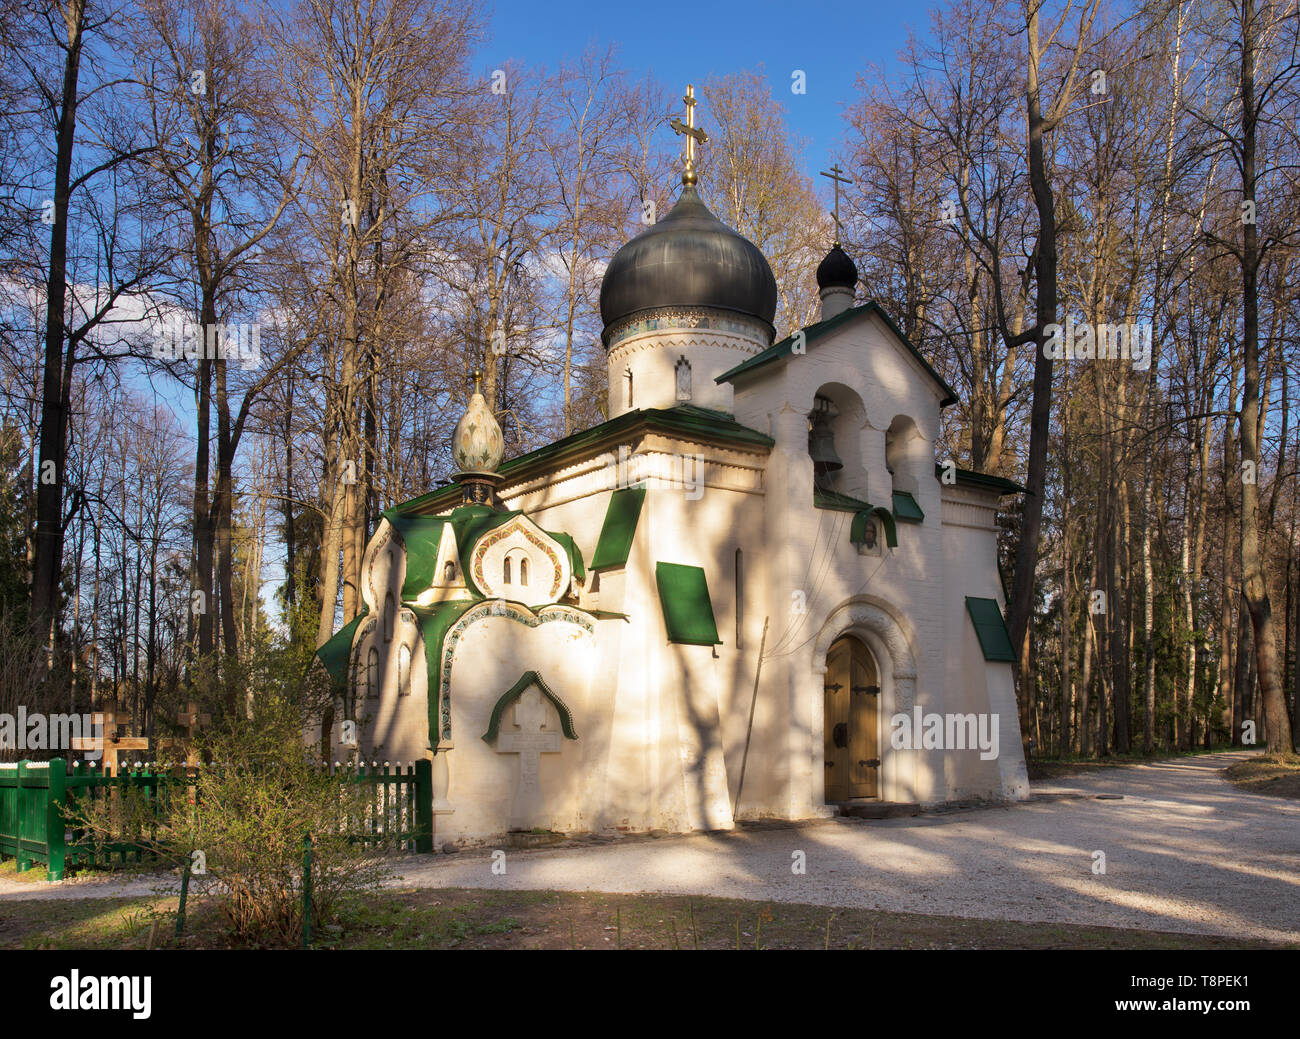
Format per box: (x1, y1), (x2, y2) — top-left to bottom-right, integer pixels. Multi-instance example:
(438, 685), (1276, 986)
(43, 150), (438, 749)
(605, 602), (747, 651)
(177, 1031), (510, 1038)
(823, 635), (880, 800)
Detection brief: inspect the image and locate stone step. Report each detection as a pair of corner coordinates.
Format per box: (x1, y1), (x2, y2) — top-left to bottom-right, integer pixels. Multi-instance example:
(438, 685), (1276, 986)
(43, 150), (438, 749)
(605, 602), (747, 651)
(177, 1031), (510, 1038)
(835, 802), (920, 819)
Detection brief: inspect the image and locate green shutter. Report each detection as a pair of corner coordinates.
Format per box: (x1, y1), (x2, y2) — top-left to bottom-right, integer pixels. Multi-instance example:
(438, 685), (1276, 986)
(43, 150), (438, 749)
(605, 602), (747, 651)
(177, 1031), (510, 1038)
(655, 562), (721, 645)
(966, 597), (1015, 662)
(892, 490), (924, 523)
(590, 486), (646, 571)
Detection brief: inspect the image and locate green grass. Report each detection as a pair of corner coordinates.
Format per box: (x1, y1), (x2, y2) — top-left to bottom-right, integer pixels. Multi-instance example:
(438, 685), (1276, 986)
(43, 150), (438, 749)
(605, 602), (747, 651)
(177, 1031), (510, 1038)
(0, 887), (1291, 951)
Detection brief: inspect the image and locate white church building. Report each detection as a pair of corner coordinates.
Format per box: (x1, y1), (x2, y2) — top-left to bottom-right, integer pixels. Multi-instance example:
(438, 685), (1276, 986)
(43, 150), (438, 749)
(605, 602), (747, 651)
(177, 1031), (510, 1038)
(317, 104), (1030, 842)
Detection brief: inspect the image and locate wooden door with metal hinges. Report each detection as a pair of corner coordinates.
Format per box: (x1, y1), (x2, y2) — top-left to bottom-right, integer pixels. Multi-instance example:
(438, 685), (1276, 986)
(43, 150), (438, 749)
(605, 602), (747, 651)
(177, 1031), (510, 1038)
(823, 635), (880, 801)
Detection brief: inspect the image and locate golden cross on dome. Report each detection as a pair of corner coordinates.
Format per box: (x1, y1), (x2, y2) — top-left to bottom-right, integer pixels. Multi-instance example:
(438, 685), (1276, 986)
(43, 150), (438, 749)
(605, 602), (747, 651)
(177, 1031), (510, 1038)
(819, 164), (853, 245)
(670, 84), (708, 186)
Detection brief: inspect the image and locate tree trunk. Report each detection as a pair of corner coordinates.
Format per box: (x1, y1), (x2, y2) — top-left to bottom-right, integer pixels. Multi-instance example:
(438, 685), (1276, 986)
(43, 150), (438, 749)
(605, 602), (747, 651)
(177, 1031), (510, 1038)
(1007, 7), (1059, 741)
(1236, 0), (1293, 752)
(31, 0), (87, 639)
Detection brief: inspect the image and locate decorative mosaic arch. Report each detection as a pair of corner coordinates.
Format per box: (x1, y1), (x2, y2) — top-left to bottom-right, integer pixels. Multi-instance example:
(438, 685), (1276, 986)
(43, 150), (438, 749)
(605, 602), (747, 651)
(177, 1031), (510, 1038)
(434, 601), (595, 743)
(471, 519), (565, 599)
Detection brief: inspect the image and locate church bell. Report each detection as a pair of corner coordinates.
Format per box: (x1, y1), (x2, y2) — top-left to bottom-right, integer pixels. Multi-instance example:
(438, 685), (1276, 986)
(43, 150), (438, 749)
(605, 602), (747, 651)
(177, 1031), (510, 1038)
(809, 398), (843, 475)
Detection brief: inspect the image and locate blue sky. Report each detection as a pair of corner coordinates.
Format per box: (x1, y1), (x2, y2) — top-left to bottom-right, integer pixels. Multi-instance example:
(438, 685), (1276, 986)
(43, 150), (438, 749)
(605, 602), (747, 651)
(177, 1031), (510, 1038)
(472, 0), (927, 183)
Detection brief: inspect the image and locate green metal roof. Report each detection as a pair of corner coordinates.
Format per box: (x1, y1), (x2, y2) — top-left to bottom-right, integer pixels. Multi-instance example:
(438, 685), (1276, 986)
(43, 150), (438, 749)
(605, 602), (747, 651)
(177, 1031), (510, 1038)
(813, 488), (897, 548)
(814, 487), (872, 513)
(892, 490), (925, 523)
(549, 531), (586, 584)
(317, 612), (367, 690)
(966, 596), (1016, 662)
(417, 600), (480, 743)
(715, 301), (959, 407)
(937, 464), (1025, 495)
(385, 504), (584, 600)
(387, 514), (452, 600)
(382, 504), (510, 599)
(590, 486), (646, 571)
(655, 562), (721, 645)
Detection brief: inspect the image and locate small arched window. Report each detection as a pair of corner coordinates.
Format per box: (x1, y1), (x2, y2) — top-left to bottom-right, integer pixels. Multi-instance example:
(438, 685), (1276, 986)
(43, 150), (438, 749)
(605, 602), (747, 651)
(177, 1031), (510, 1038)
(519, 557), (529, 585)
(675, 356), (692, 401)
(383, 592), (395, 642)
(366, 646), (379, 699)
(444, 560), (456, 582)
(625, 368), (634, 408)
(503, 556), (512, 584)
(398, 644), (411, 696)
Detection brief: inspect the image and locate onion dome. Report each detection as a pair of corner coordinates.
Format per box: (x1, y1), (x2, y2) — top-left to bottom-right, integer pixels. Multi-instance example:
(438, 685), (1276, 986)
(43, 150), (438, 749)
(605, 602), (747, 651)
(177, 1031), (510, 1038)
(816, 242), (858, 292)
(452, 380), (503, 474)
(599, 185), (777, 344)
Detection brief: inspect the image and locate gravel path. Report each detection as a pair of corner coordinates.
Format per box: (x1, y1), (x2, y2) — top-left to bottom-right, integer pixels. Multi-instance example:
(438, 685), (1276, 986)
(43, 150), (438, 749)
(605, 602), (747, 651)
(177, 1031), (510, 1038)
(4, 751), (1297, 943)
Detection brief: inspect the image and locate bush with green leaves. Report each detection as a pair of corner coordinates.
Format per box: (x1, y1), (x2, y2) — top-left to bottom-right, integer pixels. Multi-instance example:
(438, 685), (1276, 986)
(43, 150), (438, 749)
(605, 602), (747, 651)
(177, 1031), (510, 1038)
(69, 694), (385, 947)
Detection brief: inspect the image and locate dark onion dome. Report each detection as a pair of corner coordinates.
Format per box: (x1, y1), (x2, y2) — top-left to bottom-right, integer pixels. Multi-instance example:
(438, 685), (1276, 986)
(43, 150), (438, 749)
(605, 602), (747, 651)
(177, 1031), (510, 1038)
(599, 184), (777, 344)
(816, 242), (858, 291)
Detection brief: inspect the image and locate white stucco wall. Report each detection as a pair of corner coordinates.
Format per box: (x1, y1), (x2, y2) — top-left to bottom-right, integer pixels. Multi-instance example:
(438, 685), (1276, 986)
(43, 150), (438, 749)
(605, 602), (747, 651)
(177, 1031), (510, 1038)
(332, 304), (1029, 843)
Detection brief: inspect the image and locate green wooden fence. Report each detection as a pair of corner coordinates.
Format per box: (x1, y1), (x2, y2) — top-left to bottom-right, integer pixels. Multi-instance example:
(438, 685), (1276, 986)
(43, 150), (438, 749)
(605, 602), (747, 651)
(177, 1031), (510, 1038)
(0, 758), (433, 882)
(328, 760), (434, 854)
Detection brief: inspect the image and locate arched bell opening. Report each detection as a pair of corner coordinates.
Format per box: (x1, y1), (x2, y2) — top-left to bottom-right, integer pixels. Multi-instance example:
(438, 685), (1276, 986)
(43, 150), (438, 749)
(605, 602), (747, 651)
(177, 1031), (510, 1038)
(807, 383), (868, 499)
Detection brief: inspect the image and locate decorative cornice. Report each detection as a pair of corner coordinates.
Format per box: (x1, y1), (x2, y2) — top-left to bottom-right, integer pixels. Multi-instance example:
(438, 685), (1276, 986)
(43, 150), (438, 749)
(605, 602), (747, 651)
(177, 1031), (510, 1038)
(940, 489), (1001, 532)
(610, 333), (766, 364)
(606, 307), (771, 352)
(403, 408), (774, 518)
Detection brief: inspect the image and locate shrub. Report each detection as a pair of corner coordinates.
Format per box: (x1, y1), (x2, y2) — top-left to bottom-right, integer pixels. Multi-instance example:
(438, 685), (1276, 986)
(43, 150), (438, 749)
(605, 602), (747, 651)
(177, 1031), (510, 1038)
(68, 694), (385, 948)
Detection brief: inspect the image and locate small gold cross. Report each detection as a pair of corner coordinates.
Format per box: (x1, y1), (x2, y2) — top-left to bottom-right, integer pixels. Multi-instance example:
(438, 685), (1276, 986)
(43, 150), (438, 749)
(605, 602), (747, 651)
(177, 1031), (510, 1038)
(670, 84), (709, 186)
